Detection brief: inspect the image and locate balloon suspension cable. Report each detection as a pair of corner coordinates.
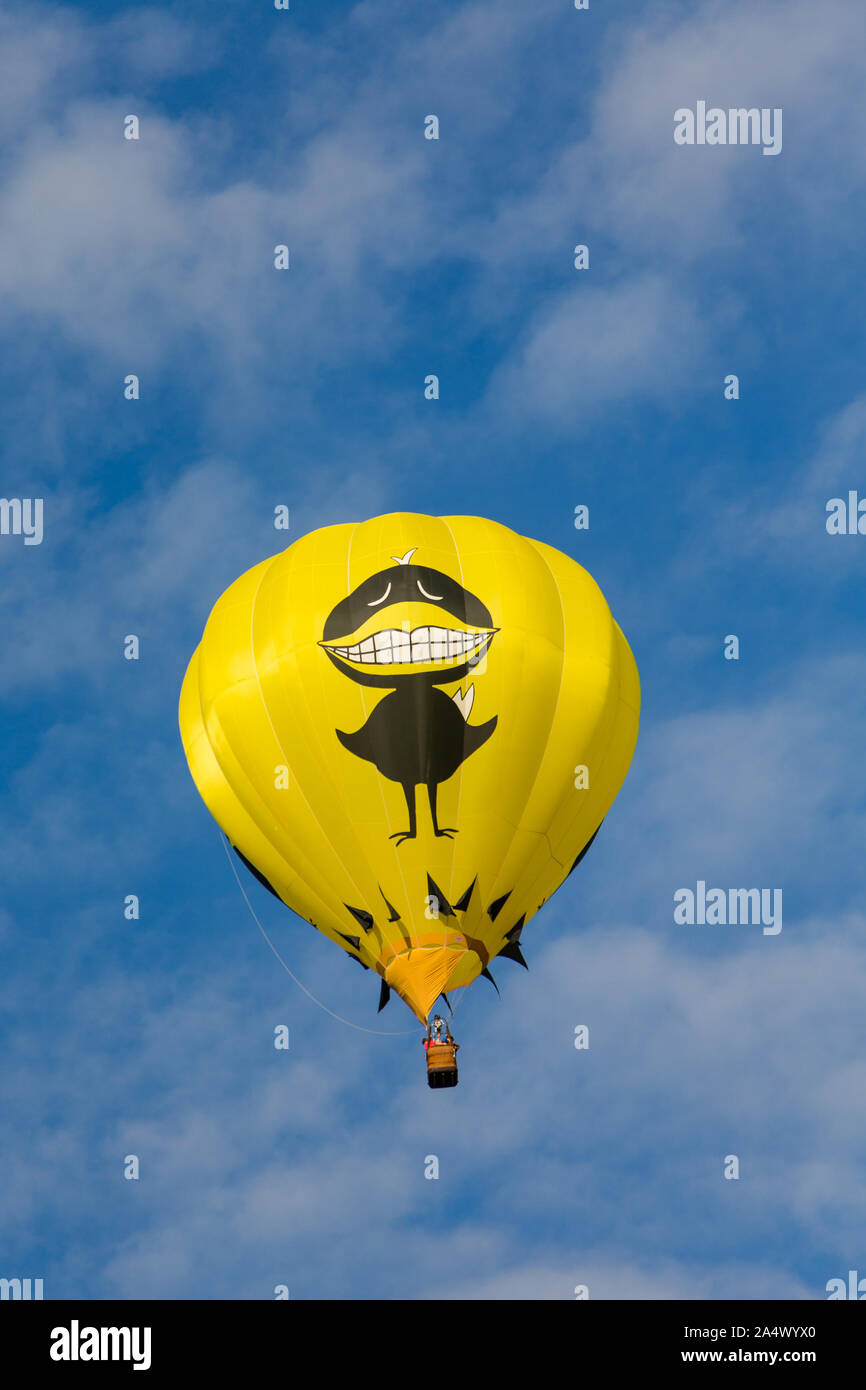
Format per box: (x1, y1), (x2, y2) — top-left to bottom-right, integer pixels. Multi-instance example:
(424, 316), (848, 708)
(221, 833), (466, 1037)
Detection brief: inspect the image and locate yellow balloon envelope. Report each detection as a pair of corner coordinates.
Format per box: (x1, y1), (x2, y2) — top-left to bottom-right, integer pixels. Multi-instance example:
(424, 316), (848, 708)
(179, 513), (639, 1022)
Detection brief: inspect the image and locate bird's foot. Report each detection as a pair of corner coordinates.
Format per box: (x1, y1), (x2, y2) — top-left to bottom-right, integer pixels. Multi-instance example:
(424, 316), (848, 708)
(433, 828), (458, 839)
(389, 830), (416, 846)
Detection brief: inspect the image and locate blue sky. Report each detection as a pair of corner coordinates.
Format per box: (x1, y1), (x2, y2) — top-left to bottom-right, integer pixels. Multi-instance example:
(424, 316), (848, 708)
(1, 0), (865, 1299)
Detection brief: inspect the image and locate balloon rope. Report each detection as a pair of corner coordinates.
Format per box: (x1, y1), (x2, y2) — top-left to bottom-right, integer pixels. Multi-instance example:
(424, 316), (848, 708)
(220, 833), (466, 1037)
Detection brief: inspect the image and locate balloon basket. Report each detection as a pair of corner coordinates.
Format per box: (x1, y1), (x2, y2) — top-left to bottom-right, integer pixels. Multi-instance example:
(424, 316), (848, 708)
(426, 1042), (459, 1089)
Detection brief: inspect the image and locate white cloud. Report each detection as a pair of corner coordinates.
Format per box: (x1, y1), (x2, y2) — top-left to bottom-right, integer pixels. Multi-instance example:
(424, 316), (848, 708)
(469, 0), (866, 428)
(6, 887), (864, 1298)
(486, 274), (706, 425)
(449, 1258), (812, 1301)
(486, 0), (866, 267)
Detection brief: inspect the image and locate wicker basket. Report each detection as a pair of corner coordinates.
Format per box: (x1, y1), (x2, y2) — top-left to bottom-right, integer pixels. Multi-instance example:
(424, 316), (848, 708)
(426, 1041), (459, 1088)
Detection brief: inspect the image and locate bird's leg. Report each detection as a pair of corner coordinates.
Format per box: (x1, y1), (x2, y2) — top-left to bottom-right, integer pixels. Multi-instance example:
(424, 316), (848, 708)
(427, 783), (457, 838)
(389, 783), (418, 846)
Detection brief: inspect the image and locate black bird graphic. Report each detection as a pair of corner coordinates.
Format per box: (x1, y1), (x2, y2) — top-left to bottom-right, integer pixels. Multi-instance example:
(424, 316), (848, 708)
(320, 550), (499, 845)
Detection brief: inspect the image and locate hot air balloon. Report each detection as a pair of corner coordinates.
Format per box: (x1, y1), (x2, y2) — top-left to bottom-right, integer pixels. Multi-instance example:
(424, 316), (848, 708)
(179, 513), (639, 1083)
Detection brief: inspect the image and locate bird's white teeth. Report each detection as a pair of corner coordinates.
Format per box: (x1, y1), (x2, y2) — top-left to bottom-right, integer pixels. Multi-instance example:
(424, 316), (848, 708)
(411, 627), (432, 662)
(329, 626), (489, 664)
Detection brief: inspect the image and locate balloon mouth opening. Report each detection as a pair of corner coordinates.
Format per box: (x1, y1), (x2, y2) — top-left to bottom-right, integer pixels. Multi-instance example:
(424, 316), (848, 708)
(382, 939), (475, 1022)
(319, 627), (495, 675)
